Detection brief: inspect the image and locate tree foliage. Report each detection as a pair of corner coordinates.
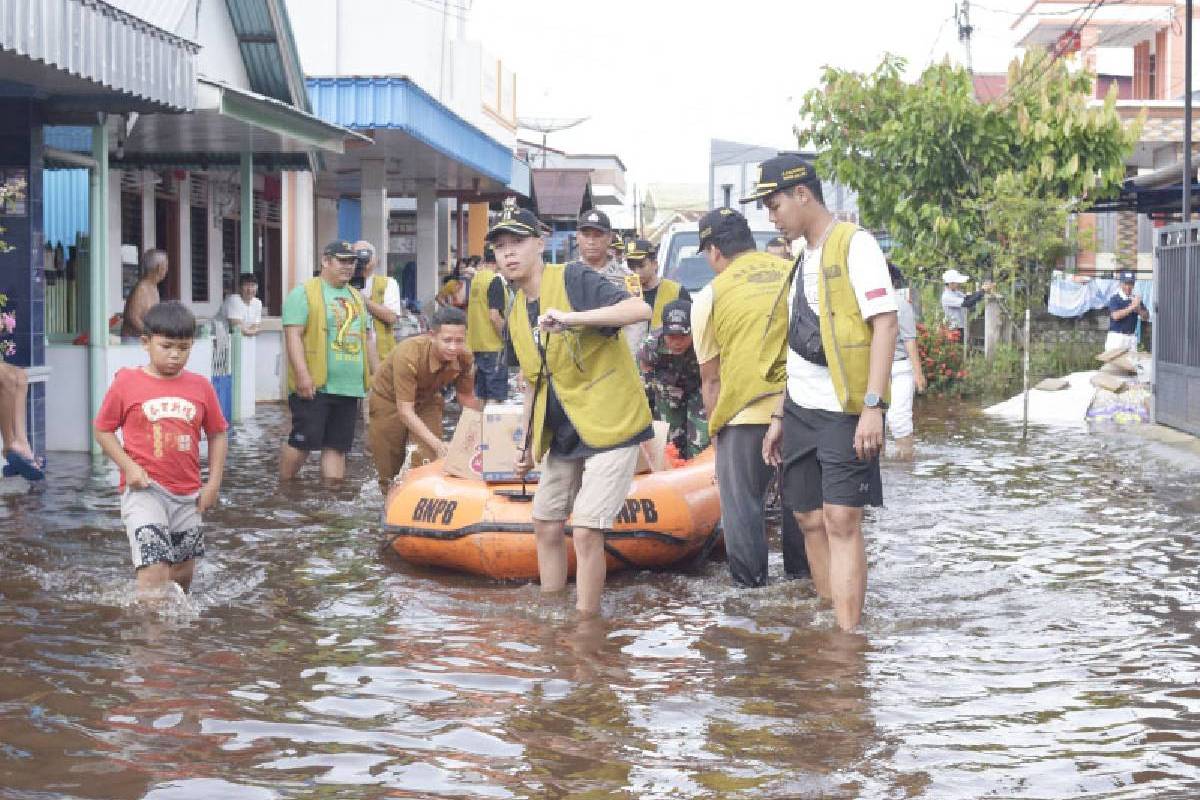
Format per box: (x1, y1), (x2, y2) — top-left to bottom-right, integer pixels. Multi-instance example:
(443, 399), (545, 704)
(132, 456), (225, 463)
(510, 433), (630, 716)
(798, 50), (1141, 301)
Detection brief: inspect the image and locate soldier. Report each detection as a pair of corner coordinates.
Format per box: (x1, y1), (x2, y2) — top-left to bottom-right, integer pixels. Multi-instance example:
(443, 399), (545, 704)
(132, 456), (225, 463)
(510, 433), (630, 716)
(637, 299), (709, 459)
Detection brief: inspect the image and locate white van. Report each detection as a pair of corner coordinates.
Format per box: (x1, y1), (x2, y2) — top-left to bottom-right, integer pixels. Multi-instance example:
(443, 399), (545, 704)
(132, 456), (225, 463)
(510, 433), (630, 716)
(657, 222), (785, 293)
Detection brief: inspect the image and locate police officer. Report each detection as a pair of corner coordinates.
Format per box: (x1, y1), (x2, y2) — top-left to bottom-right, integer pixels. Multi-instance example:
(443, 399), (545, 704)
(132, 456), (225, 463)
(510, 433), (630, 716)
(626, 238), (690, 329)
(637, 299), (708, 459)
(572, 208), (645, 355)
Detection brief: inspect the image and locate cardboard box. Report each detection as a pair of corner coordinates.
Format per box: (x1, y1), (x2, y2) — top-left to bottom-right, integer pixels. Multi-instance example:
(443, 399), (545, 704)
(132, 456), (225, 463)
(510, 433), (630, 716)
(635, 420), (671, 474)
(443, 407), (483, 480)
(481, 404), (539, 482)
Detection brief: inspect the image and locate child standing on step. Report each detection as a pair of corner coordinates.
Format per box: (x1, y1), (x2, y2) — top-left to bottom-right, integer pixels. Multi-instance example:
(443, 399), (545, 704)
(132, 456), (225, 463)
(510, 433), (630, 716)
(94, 301), (228, 594)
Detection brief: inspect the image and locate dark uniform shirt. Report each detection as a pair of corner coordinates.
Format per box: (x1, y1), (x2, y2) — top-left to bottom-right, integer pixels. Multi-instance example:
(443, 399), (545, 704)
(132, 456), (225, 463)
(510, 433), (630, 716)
(1108, 291), (1139, 334)
(637, 328), (701, 403)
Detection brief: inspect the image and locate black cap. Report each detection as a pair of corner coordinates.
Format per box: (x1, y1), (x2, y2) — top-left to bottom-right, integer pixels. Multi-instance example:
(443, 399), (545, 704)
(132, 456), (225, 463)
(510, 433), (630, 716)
(486, 206), (543, 241)
(323, 240), (356, 259)
(1119, 270), (1136, 284)
(578, 208), (612, 233)
(625, 238), (656, 260)
(697, 207), (750, 251)
(740, 152), (820, 204)
(661, 299), (692, 336)
(765, 236), (789, 249)
(888, 262), (904, 286)
(483, 243), (496, 263)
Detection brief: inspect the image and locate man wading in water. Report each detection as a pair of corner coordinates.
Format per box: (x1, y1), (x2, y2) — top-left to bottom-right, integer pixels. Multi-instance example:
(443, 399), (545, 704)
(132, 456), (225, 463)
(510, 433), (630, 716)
(755, 154), (897, 631)
(490, 205), (652, 617)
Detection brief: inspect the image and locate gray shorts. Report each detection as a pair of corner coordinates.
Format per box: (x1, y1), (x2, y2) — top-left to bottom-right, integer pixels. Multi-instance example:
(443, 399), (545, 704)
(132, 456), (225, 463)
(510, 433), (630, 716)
(120, 482), (204, 569)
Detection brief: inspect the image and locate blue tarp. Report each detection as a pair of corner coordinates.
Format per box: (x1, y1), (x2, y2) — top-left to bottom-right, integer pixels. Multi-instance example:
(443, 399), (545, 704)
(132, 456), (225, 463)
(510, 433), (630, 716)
(43, 169), (89, 249)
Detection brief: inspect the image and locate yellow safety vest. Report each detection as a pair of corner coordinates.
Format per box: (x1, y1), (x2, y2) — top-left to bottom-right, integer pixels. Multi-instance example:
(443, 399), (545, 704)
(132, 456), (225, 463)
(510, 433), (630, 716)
(708, 251), (791, 435)
(760, 222), (887, 414)
(649, 278), (682, 329)
(508, 263), (652, 461)
(466, 268), (504, 353)
(370, 275), (396, 361)
(288, 277), (372, 394)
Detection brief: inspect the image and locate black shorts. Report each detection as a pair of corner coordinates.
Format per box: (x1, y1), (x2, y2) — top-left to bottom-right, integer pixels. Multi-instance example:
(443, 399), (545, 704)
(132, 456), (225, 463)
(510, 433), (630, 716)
(473, 351), (508, 401)
(780, 398), (883, 513)
(287, 392), (359, 453)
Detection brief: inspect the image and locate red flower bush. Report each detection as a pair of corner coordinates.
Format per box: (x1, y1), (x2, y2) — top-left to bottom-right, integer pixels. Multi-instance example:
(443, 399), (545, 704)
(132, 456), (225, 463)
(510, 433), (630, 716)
(916, 323), (966, 394)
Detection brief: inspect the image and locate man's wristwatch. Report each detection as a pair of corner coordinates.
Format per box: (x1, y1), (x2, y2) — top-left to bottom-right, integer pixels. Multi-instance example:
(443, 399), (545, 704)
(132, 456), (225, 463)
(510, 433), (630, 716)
(863, 392), (888, 411)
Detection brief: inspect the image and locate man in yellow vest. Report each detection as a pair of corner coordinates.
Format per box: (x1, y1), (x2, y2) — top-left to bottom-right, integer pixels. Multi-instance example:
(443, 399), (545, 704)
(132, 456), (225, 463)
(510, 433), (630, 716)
(489, 206), (653, 617)
(752, 153), (898, 632)
(355, 240), (402, 365)
(626, 238), (690, 330)
(465, 244), (509, 403)
(693, 207), (809, 588)
(279, 240), (376, 483)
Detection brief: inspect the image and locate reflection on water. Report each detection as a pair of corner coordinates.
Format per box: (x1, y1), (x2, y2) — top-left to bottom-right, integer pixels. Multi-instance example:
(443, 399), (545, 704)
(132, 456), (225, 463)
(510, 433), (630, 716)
(1, 404), (1198, 798)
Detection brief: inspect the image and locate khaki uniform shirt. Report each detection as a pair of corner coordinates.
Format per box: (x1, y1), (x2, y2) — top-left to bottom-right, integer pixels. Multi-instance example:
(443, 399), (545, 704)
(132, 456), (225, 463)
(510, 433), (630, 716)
(371, 334), (475, 412)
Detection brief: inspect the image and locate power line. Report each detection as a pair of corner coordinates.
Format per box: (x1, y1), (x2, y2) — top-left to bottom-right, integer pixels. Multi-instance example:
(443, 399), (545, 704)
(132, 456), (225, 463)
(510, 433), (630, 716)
(993, 0), (1107, 105)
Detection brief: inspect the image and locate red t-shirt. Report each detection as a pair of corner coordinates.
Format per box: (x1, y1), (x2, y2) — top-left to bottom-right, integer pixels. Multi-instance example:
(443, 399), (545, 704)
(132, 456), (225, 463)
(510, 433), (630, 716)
(93, 368), (229, 495)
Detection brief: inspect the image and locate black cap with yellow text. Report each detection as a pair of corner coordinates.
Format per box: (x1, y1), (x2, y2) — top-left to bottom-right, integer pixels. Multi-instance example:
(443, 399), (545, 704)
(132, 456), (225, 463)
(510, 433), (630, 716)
(697, 207), (751, 251)
(323, 240), (356, 259)
(625, 238), (656, 261)
(486, 206), (543, 241)
(740, 152), (820, 204)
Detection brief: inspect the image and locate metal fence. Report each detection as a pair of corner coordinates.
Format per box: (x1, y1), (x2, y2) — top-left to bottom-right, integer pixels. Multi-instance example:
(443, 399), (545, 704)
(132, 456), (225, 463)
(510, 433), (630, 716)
(1154, 224), (1200, 436)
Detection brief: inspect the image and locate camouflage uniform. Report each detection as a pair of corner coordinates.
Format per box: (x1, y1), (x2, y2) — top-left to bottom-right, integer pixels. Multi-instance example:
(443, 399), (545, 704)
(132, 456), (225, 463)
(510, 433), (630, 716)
(638, 329), (710, 458)
(569, 256), (646, 357)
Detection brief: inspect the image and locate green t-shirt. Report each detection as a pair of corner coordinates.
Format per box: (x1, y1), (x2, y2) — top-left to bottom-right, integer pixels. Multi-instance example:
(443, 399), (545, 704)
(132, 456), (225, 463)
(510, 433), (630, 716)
(281, 280), (368, 398)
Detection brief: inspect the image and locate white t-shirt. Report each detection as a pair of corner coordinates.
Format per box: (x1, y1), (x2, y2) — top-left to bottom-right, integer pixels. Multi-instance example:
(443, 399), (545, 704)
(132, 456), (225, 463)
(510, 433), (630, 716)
(373, 275), (403, 316)
(221, 294), (263, 328)
(786, 230), (897, 412)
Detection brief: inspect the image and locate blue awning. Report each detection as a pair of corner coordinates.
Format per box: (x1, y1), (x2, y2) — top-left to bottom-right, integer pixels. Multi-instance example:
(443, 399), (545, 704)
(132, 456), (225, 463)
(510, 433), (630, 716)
(306, 76), (512, 186)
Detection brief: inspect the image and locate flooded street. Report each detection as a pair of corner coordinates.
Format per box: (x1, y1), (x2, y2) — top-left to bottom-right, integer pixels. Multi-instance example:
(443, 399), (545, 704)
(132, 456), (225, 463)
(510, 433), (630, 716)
(2, 403), (1199, 799)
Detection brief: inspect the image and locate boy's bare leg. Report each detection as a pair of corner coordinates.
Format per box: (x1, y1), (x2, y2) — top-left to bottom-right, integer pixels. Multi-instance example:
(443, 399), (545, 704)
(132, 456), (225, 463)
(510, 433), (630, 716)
(279, 442), (308, 481)
(823, 504), (867, 631)
(169, 559), (195, 592)
(571, 526), (606, 616)
(319, 448), (346, 481)
(534, 519), (569, 594)
(135, 563), (171, 593)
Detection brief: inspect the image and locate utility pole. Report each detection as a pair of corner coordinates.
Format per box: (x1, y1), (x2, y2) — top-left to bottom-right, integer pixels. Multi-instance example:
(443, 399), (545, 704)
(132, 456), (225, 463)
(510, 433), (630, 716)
(1186, 0), (1193, 221)
(956, 1), (974, 73)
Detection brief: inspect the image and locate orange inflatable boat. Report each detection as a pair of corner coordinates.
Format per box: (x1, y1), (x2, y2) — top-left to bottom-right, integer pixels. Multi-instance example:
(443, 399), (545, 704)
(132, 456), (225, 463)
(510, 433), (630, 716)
(383, 450), (721, 580)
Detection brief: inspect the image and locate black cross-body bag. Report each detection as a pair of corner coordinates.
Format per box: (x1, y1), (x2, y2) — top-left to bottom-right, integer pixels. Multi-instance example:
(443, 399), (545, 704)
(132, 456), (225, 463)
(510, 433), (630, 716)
(787, 253), (828, 366)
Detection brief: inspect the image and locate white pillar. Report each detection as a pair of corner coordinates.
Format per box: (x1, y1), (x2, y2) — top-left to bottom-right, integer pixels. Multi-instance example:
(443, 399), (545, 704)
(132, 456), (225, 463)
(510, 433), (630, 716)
(315, 195), (339, 275)
(283, 171), (316, 294)
(360, 158), (388, 263)
(416, 180), (439, 302)
(437, 197), (451, 271)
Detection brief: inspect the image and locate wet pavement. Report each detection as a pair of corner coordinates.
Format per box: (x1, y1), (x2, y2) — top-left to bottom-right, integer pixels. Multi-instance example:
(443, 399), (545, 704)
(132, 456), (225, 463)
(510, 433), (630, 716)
(1, 403), (1198, 799)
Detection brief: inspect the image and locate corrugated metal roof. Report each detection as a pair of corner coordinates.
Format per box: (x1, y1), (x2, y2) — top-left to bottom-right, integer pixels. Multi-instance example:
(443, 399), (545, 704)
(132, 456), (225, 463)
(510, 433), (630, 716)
(224, 0), (307, 107)
(531, 169), (592, 218)
(307, 76), (513, 185)
(0, 0), (198, 110)
(104, 0), (194, 38)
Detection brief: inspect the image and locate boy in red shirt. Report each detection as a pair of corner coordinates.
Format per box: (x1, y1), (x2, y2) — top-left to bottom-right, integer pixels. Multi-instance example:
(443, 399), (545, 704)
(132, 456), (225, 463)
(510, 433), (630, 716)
(94, 302), (229, 594)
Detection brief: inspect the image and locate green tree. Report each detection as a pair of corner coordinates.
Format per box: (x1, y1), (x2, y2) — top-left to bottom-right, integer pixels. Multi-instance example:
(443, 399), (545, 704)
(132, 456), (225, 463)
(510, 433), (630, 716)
(799, 50), (1141, 305)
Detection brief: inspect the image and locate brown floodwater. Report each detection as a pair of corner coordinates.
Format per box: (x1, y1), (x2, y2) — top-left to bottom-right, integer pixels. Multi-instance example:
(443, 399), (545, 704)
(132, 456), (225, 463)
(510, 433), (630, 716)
(1, 402), (1198, 799)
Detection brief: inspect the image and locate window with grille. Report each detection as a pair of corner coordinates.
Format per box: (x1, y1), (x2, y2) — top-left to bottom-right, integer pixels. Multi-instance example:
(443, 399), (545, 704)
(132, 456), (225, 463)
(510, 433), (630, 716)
(190, 205), (208, 301)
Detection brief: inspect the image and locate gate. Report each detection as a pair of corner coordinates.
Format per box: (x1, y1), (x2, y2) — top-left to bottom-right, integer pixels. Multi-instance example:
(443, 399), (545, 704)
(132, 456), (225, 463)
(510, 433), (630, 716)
(1154, 224), (1200, 436)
